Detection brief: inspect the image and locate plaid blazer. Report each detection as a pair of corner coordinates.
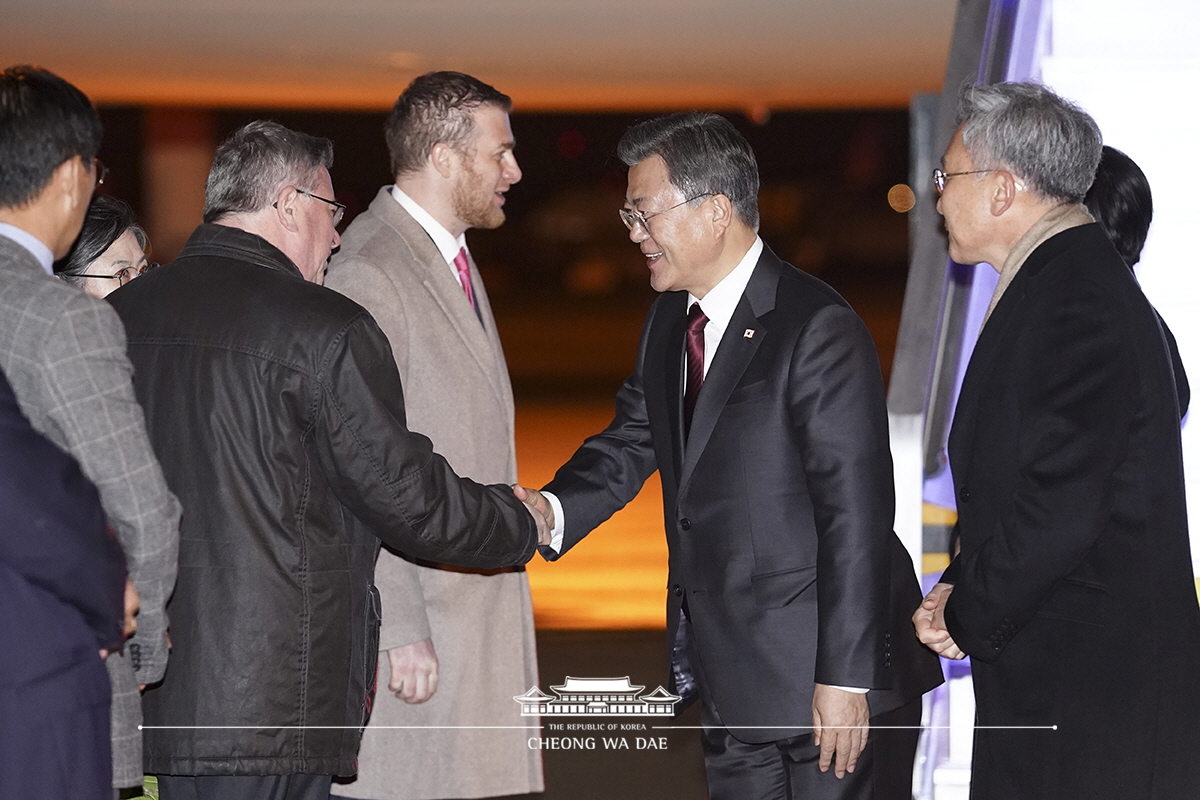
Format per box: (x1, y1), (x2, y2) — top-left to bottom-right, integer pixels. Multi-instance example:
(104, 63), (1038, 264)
(0, 234), (180, 786)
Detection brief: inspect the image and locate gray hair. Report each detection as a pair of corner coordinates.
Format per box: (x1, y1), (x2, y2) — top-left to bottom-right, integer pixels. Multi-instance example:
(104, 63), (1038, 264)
(203, 120), (334, 223)
(957, 82), (1101, 203)
(617, 112), (760, 230)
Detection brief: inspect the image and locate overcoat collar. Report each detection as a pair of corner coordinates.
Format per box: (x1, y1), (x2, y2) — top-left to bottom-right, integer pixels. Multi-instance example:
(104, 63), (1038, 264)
(177, 223), (303, 279)
(365, 187), (512, 418)
(952, 224), (1102, 447)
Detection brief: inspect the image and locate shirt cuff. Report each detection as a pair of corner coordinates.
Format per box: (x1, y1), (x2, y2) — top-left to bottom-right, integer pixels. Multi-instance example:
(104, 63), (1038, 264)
(829, 685), (870, 694)
(542, 490), (566, 553)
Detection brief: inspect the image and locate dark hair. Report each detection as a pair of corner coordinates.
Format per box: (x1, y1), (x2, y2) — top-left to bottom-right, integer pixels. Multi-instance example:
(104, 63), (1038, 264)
(203, 120), (334, 223)
(385, 71), (512, 178)
(616, 112), (760, 229)
(0, 65), (103, 208)
(957, 81), (1102, 203)
(53, 194), (147, 287)
(1084, 146), (1152, 269)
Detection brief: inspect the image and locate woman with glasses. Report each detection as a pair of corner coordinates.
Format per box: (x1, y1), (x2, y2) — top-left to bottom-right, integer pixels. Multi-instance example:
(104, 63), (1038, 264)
(55, 193), (156, 799)
(55, 194), (153, 298)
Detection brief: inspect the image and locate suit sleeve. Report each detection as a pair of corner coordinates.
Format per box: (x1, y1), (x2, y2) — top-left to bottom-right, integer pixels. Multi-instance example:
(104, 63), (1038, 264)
(326, 256), (430, 648)
(0, 373), (126, 650)
(541, 302), (661, 559)
(787, 305), (893, 688)
(944, 279), (1133, 662)
(40, 294), (180, 682)
(314, 314), (537, 568)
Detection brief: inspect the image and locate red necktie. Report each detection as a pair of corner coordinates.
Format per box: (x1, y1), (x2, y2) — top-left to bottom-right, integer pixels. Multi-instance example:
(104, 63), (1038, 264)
(683, 302), (708, 437)
(453, 248), (477, 312)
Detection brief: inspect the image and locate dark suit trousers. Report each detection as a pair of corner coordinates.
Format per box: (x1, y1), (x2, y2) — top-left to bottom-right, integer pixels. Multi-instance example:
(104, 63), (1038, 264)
(700, 695), (922, 800)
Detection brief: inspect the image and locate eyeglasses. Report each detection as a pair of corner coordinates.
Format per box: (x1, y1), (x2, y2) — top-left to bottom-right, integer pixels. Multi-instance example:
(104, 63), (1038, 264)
(93, 158), (109, 186)
(74, 263), (154, 286)
(932, 168), (995, 194)
(297, 188), (346, 226)
(619, 193), (715, 232)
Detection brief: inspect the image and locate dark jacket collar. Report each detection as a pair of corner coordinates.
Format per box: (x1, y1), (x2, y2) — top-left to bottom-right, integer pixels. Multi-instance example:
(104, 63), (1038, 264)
(176, 223), (304, 280)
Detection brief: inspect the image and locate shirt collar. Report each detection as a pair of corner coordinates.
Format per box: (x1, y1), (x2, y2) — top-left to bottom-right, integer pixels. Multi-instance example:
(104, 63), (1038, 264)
(391, 185), (467, 265)
(0, 222), (54, 275)
(687, 236), (763, 335)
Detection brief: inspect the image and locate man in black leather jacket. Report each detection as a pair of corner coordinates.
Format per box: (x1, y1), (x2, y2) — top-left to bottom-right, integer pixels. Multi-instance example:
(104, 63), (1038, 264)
(108, 121), (547, 800)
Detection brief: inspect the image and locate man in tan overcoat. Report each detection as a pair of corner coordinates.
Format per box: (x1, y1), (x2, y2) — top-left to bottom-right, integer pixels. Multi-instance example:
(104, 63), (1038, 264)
(325, 71), (542, 800)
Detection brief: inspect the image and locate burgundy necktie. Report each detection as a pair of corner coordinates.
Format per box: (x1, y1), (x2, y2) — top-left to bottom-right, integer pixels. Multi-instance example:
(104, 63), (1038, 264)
(453, 247), (477, 312)
(683, 302), (708, 437)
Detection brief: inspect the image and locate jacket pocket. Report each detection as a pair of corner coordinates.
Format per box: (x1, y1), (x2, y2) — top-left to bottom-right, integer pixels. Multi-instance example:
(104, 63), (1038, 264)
(725, 378), (772, 406)
(1035, 578), (1108, 627)
(751, 564), (817, 608)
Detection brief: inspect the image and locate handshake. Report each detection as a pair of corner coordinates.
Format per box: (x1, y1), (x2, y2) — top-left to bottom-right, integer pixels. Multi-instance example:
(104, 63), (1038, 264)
(512, 484), (555, 548)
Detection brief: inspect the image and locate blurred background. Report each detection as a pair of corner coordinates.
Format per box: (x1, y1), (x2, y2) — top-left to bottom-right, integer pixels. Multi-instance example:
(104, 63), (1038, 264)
(5, 0), (959, 632)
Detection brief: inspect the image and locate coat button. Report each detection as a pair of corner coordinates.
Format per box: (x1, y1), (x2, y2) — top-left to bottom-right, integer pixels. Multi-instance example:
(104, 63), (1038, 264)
(958, 486), (970, 502)
(680, 518), (692, 531)
(672, 584), (683, 597)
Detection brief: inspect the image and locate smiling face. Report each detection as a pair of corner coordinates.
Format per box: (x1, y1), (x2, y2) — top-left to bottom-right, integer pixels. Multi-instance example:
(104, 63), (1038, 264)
(449, 104), (521, 233)
(624, 155), (721, 296)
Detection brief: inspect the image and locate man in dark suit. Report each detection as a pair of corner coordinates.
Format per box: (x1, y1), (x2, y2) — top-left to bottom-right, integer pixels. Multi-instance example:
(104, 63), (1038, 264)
(518, 113), (941, 800)
(914, 82), (1200, 799)
(0, 366), (127, 800)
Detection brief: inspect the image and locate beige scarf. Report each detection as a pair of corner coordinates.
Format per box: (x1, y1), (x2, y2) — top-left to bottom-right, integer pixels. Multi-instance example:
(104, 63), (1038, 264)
(982, 203), (1094, 326)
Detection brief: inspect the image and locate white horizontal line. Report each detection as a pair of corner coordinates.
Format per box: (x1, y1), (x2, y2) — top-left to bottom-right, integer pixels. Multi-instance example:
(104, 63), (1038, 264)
(140, 725), (542, 730)
(142, 724), (1058, 731)
(652, 725), (1058, 730)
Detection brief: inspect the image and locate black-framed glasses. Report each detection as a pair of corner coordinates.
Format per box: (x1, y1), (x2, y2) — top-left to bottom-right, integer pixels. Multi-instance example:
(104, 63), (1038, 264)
(619, 193), (715, 232)
(297, 188), (346, 226)
(932, 168), (995, 194)
(93, 158), (109, 186)
(73, 263), (152, 286)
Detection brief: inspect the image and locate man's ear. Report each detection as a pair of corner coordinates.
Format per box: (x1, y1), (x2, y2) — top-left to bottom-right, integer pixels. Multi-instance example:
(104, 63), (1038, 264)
(273, 184), (302, 232)
(54, 156), (90, 214)
(46, 156), (94, 257)
(430, 142), (456, 180)
(990, 171), (1020, 217)
(708, 193), (734, 237)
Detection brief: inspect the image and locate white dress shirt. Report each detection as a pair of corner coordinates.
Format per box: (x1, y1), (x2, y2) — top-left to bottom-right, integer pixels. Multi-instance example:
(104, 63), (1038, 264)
(390, 185), (469, 288)
(544, 237), (762, 549)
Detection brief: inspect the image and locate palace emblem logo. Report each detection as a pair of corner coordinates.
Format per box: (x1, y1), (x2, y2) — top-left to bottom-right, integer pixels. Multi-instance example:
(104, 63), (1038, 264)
(514, 676), (682, 717)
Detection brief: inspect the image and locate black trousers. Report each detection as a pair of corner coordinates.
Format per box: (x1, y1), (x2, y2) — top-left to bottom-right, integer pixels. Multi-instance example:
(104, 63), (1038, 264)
(701, 697), (924, 800)
(157, 774), (332, 800)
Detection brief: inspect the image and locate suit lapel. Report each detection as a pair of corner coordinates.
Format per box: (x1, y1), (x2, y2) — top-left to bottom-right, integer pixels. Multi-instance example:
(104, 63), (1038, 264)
(645, 293), (689, 482)
(375, 191), (514, 419)
(678, 252), (778, 494)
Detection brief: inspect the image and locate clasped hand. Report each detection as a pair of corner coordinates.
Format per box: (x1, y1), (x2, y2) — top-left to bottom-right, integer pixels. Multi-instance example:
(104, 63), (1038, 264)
(912, 582), (965, 659)
(512, 484), (554, 546)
